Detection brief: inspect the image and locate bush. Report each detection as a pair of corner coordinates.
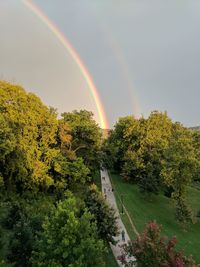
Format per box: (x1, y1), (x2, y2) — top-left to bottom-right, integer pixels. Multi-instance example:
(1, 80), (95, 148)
(175, 199), (194, 224)
(118, 222), (196, 267)
(31, 195), (106, 267)
(84, 184), (118, 244)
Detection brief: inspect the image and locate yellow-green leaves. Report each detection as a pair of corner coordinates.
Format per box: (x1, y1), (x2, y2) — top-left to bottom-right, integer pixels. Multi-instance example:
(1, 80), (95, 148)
(0, 81), (58, 191)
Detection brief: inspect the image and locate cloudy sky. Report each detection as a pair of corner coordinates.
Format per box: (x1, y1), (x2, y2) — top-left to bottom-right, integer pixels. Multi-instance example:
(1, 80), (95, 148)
(0, 0), (200, 127)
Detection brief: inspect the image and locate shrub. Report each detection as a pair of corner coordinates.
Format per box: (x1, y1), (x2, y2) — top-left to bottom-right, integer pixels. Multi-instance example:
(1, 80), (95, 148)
(118, 222), (196, 267)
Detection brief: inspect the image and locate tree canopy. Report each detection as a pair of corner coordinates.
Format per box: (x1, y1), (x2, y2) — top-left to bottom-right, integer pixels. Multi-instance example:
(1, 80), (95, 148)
(61, 110), (102, 174)
(0, 81), (117, 267)
(31, 194), (106, 267)
(0, 81), (58, 191)
(105, 111), (199, 222)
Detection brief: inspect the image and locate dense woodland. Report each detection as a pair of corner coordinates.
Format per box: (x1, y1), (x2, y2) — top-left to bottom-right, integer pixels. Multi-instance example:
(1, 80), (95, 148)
(0, 81), (199, 266)
(0, 81), (118, 266)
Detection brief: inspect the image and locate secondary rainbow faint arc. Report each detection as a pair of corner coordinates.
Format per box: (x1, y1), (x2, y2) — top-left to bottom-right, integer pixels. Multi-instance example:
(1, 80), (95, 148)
(22, 0), (109, 129)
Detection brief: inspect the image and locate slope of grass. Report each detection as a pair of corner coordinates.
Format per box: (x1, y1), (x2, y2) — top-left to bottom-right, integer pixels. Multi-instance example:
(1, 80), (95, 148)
(110, 172), (200, 263)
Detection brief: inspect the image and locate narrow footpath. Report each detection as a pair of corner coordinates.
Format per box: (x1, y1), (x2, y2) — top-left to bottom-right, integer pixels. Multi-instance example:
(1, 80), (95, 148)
(100, 169), (136, 267)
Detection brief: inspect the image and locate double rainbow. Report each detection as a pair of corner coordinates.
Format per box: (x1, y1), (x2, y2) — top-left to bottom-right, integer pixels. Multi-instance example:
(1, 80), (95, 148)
(22, 0), (109, 129)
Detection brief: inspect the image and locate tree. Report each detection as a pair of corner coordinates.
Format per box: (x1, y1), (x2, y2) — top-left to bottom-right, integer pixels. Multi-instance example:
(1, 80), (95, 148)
(31, 193), (106, 267)
(0, 113), (16, 189)
(3, 194), (55, 267)
(175, 198), (194, 225)
(61, 110), (102, 174)
(0, 81), (59, 191)
(161, 123), (197, 223)
(57, 120), (75, 160)
(49, 153), (90, 191)
(0, 113), (16, 162)
(137, 112), (172, 192)
(118, 222), (196, 267)
(139, 162), (159, 195)
(192, 130), (200, 182)
(120, 112), (172, 194)
(84, 184), (118, 244)
(7, 215), (34, 267)
(107, 116), (139, 172)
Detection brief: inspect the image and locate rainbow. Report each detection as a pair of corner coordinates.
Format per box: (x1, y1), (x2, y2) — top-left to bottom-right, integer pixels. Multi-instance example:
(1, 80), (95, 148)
(22, 0), (109, 129)
(88, 7), (141, 118)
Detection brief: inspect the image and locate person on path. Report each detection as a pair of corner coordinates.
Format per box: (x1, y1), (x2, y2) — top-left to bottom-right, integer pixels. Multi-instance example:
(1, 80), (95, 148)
(121, 229), (125, 242)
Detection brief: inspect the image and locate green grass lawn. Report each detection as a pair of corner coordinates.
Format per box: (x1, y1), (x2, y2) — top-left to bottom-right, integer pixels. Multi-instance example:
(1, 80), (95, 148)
(110, 172), (200, 264)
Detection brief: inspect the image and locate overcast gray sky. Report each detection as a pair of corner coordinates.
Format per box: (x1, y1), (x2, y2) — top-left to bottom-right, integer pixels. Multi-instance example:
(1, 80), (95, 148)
(0, 0), (200, 127)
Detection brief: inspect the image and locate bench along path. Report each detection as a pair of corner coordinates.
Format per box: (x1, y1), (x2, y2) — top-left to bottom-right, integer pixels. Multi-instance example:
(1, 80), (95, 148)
(100, 169), (136, 267)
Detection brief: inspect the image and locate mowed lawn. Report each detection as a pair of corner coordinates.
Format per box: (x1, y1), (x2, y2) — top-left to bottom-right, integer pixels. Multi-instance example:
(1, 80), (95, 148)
(110, 172), (200, 264)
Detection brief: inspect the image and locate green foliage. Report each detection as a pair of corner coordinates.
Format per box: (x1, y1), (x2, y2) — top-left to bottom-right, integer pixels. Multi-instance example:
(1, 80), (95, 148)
(1, 201), (21, 230)
(139, 162), (159, 195)
(66, 157), (90, 186)
(161, 123), (197, 223)
(124, 112), (172, 190)
(62, 110), (102, 173)
(122, 149), (144, 183)
(161, 123), (196, 195)
(31, 194), (106, 267)
(0, 82), (92, 193)
(57, 120), (74, 158)
(107, 116), (139, 171)
(49, 154), (90, 190)
(175, 198), (194, 225)
(0, 194), (54, 266)
(119, 222), (196, 267)
(0, 81), (58, 191)
(7, 215), (34, 267)
(192, 130), (200, 182)
(84, 184), (118, 244)
(106, 111), (173, 195)
(0, 176), (4, 191)
(0, 258), (10, 267)
(0, 113), (16, 162)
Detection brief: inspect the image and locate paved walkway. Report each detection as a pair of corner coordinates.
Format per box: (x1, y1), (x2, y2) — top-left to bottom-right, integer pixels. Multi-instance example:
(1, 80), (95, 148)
(100, 169), (136, 266)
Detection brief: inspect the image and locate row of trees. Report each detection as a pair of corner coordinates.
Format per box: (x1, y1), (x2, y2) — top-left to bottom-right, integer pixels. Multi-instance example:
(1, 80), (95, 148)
(104, 111), (200, 224)
(0, 81), (118, 266)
